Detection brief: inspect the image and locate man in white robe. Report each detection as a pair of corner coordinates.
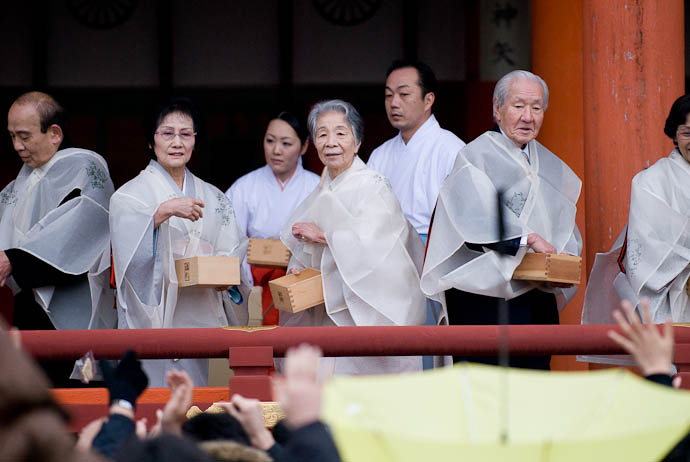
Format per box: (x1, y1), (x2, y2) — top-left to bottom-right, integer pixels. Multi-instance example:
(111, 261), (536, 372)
(111, 161), (250, 386)
(367, 60), (465, 368)
(421, 71), (582, 370)
(367, 60), (465, 241)
(0, 92), (115, 386)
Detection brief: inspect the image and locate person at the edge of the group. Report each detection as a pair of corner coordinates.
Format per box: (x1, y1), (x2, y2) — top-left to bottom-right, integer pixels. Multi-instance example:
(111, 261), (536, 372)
(0, 91), (115, 386)
(581, 94), (690, 365)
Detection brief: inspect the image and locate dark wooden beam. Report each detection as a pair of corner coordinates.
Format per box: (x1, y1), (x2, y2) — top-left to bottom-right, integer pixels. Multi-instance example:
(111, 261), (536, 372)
(464, 0), (481, 82)
(157, 0), (173, 93)
(31, 0), (49, 89)
(278, 0), (294, 106)
(403, 0), (419, 61)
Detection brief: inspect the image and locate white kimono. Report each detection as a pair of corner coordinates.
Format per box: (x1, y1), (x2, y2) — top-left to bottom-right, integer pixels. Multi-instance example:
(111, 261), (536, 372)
(280, 157), (426, 375)
(110, 161), (250, 386)
(227, 161), (320, 239)
(367, 115), (465, 235)
(582, 149), (690, 327)
(0, 148), (115, 330)
(227, 161), (320, 286)
(421, 131), (582, 311)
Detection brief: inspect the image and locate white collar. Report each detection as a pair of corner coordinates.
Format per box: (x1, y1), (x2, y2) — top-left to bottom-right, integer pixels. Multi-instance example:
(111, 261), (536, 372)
(399, 114), (439, 147)
(498, 127), (530, 163)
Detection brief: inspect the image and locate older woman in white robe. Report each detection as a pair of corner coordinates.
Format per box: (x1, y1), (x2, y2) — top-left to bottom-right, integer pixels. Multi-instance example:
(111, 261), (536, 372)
(582, 95), (690, 365)
(279, 99), (427, 375)
(110, 98), (249, 386)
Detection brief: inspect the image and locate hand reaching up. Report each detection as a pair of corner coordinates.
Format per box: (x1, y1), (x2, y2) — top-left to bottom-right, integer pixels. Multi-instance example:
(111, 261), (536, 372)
(608, 298), (674, 377)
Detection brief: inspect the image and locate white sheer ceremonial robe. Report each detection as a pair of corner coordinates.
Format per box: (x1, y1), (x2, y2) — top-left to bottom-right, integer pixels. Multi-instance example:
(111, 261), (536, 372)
(583, 149), (690, 326)
(367, 115), (465, 236)
(111, 161), (249, 386)
(421, 131), (582, 311)
(0, 148), (115, 330)
(227, 161), (319, 285)
(280, 157), (426, 375)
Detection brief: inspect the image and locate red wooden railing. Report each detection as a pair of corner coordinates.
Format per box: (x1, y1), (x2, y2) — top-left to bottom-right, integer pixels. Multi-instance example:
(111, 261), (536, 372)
(16, 325), (690, 431)
(23, 325), (685, 359)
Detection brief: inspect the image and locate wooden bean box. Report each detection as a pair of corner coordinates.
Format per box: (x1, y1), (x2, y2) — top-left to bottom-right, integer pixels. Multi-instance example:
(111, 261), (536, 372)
(175, 256), (240, 288)
(247, 238), (291, 268)
(512, 253), (582, 285)
(269, 268), (324, 313)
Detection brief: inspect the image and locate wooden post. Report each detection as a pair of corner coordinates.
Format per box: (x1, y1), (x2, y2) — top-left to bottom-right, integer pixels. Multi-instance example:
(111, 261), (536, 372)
(531, 0), (587, 371)
(532, 0), (685, 370)
(228, 346), (273, 401)
(582, 0), (684, 263)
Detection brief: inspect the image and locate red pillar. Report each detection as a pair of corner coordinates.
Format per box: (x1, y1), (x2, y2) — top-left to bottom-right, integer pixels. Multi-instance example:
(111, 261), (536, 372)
(582, 0), (684, 263)
(228, 346), (273, 401)
(532, 0), (587, 371)
(532, 0), (685, 370)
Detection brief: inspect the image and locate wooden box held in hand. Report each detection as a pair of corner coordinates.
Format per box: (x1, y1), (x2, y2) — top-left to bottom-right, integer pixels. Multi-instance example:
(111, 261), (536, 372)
(175, 256), (240, 288)
(247, 238), (291, 268)
(269, 268), (324, 313)
(512, 253), (582, 284)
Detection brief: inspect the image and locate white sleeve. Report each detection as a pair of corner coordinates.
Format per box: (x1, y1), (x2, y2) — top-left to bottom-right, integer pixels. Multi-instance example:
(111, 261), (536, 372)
(439, 144), (462, 184)
(366, 147), (381, 171)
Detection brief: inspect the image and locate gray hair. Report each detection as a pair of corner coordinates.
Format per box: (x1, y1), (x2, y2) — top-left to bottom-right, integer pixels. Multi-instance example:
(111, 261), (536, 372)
(307, 99), (364, 144)
(493, 70), (549, 111)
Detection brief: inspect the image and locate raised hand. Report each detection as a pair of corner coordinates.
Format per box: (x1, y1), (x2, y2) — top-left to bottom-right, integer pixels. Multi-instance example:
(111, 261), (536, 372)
(273, 344), (323, 429)
(155, 197), (205, 227)
(608, 298), (674, 377)
(160, 369), (194, 435)
(218, 395), (276, 451)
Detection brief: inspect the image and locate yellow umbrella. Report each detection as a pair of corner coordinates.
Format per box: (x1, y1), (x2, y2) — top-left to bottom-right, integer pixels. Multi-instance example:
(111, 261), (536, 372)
(322, 364), (690, 461)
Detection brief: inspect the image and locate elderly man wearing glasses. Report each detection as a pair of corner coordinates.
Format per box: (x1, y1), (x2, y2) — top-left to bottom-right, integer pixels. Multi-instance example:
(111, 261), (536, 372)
(109, 97), (250, 386)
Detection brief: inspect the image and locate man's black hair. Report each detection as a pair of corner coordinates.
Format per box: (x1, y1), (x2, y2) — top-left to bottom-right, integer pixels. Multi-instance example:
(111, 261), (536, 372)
(386, 59), (437, 97)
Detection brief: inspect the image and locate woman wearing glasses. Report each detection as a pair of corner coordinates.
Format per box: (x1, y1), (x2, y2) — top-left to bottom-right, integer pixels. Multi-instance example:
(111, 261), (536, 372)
(583, 94), (690, 337)
(109, 97), (249, 386)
